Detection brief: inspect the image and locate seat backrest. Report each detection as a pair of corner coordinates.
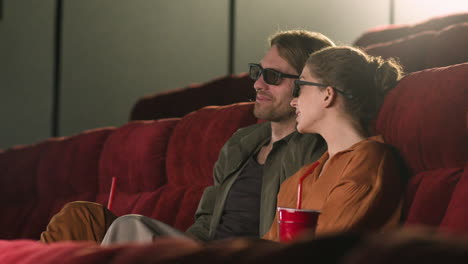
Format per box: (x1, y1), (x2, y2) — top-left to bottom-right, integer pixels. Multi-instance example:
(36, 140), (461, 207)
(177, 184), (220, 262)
(0, 127), (115, 239)
(130, 73), (255, 121)
(0, 102), (258, 239)
(97, 119), (180, 216)
(364, 22), (468, 73)
(101, 102), (257, 231)
(354, 12), (468, 47)
(375, 63), (468, 233)
(426, 22), (468, 69)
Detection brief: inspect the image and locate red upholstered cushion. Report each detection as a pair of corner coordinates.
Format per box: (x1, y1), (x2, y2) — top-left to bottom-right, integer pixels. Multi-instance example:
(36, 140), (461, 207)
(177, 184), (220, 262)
(97, 119), (180, 217)
(0, 143), (44, 239)
(129, 73), (255, 121)
(440, 164), (468, 233)
(36, 128), (114, 238)
(404, 168), (461, 228)
(0, 128), (114, 239)
(354, 24), (411, 48)
(0, 143), (43, 203)
(354, 12), (468, 47)
(363, 22), (468, 73)
(364, 31), (437, 72)
(0, 240), (102, 264)
(1, 232), (468, 263)
(0, 239), (201, 264)
(376, 63), (468, 174)
(427, 23), (468, 69)
(377, 63), (468, 233)
(364, 23), (468, 72)
(145, 185), (196, 230)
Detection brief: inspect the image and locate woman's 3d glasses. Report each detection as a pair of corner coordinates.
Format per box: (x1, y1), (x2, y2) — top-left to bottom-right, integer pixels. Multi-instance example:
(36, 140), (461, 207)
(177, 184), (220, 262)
(293, 79), (353, 99)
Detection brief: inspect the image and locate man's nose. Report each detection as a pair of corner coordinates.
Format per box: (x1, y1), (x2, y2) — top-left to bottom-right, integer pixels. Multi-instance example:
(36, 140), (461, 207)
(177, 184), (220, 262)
(253, 74), (268, 91)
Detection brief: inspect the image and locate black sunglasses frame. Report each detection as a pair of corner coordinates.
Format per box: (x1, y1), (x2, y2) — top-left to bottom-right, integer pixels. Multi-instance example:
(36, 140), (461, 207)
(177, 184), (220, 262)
(248, 63), (299, 85)
(293, 80), (353, 99)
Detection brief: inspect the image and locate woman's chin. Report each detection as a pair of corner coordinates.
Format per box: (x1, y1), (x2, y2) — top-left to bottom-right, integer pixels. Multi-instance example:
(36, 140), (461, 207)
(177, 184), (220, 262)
(296, 123), (315, 134)
(296, 124), (306, 134)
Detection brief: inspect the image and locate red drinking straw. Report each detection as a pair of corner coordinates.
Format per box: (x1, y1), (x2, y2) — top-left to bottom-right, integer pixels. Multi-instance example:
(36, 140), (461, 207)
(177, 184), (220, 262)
(296, 162), (320, 209)
(107, 177), (117, 210)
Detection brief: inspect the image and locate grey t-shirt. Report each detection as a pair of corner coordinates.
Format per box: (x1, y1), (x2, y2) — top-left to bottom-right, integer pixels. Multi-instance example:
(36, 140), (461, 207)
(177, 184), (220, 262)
(214, 156), (264, 239)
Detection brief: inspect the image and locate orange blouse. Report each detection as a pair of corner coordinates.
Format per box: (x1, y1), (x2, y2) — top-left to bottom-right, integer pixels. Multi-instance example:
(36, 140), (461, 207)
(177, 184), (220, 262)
(263, 136), (404, 241)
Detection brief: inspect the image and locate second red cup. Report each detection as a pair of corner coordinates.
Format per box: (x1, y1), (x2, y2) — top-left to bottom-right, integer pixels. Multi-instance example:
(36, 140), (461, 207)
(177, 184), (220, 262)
(277, 207), (320, 242)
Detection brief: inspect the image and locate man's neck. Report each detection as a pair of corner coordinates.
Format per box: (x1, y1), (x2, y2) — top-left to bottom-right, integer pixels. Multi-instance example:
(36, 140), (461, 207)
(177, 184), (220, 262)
(256, 118), (296, 165)
(269, 118), (297, 143)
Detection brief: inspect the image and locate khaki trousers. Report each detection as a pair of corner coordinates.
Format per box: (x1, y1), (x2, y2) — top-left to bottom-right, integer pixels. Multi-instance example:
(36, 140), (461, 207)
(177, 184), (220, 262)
(101, 214), (193, 245)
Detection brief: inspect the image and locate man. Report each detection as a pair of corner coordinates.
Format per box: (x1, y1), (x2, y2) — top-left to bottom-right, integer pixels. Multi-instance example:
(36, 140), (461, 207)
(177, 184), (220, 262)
(40, 30), (334, 244)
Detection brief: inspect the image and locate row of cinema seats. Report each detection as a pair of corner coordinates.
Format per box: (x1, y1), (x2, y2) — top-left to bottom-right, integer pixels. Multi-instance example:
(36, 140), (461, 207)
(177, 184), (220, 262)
(0, 12), (467, 264)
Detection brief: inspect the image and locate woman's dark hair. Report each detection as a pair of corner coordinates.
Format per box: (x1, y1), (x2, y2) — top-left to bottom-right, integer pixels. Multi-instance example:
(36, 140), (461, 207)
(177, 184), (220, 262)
(305, 46), (404, 134)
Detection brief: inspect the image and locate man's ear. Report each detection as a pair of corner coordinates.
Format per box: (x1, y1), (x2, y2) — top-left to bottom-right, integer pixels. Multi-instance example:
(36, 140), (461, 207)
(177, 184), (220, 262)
(323, 86), (336, 108)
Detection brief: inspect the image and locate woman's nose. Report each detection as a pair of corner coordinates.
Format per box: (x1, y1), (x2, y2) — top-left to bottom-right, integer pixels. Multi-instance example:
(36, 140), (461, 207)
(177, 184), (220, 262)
(290, 97), (298, 107)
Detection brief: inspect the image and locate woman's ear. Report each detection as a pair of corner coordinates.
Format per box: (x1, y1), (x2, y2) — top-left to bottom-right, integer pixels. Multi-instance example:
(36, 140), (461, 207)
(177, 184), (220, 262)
(323, 86), (336, 108)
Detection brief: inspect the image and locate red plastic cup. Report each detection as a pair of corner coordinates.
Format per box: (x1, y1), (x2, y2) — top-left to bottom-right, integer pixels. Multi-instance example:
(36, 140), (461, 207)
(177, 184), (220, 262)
(277, 207), (320, 242)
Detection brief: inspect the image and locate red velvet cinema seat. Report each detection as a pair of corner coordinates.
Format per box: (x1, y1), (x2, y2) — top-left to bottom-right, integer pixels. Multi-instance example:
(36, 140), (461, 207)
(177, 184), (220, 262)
(0, 102), (257, 240)
(99, 103), (257, 231)
(129, 73), (255, 121)
(353, 12), (468, 47)
(363, 22), (468, 73)
(0, 128), (115, 239)
(376, 63), (468, 233)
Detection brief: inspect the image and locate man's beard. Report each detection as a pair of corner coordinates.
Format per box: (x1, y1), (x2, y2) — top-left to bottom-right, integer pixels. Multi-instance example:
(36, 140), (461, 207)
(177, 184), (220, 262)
(253, 102), (295, 122)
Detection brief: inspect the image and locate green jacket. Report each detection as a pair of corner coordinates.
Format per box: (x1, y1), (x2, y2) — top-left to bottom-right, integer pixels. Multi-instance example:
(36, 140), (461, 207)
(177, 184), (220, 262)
(185, 122), (326, 241)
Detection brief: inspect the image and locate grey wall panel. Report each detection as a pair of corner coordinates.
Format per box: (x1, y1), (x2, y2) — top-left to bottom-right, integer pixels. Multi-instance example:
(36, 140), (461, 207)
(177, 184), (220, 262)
(0, 0), (54, 149)
(395, 0), (468, 24)
(235, 0), (389, 74)
(59, 0), (228, 137)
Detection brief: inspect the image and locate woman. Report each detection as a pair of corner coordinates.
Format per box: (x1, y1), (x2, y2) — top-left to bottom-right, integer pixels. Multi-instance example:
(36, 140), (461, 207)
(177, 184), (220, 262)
(264, 46), (406, 241)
